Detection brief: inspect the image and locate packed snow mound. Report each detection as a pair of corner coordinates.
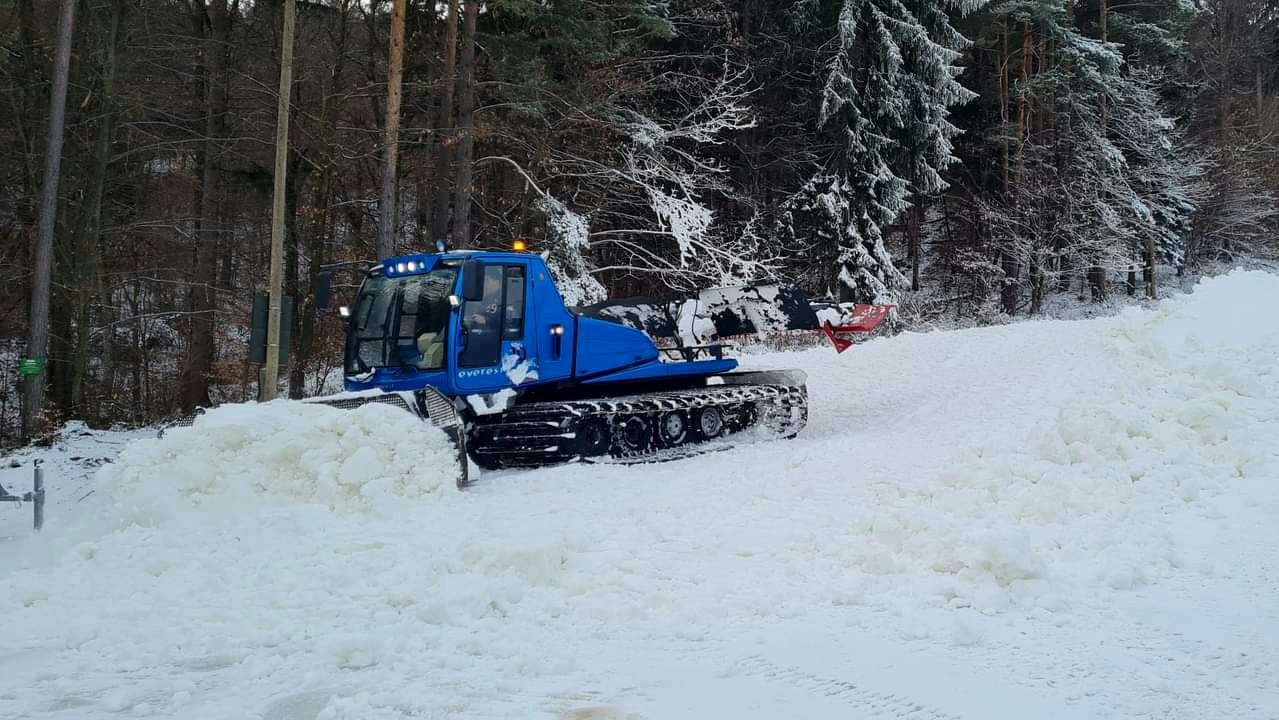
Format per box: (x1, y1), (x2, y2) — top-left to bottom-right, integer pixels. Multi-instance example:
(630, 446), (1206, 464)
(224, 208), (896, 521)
(93, 400), (460, 529)
(843, 271), (1279, 611)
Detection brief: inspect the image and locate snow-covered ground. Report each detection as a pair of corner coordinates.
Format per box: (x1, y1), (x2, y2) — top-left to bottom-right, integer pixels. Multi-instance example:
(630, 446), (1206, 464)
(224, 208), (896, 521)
(2, 268), (1278, 720)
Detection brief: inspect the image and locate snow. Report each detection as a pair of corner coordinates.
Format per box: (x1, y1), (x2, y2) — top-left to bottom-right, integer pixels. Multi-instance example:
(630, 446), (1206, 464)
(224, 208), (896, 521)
(2, 269), (1278, 719)
(466, 355), (538, 415)
(89, 400), (460, 524)
(536, 195), (605, 306)
(466, 390), (516, 416)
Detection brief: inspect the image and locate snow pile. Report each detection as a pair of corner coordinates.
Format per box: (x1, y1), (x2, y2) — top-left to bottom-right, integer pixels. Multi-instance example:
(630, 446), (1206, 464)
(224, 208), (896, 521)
(808, 271), (1279, 612)
(92, 400), (461, 527)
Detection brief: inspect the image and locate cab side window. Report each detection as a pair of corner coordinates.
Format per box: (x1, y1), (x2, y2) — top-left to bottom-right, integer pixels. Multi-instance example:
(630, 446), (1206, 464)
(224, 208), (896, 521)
(460, 264), (525, 368)
(502, 266), (525, 340)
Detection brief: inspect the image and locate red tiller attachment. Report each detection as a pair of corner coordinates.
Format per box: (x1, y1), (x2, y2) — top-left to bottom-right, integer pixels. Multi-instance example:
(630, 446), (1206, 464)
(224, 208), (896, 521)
(820, 323), (855, 353)
(821, 304), (895, 353)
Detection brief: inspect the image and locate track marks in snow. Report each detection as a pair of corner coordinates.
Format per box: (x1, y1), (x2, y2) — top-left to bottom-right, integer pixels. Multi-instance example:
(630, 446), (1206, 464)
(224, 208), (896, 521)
(947, 603), (1279, 719)
(729, 654), (962, 720)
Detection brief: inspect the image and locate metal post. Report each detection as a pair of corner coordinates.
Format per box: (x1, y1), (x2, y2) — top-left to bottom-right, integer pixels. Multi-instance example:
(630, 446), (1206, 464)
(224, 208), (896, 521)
(32, 462), (44, 532)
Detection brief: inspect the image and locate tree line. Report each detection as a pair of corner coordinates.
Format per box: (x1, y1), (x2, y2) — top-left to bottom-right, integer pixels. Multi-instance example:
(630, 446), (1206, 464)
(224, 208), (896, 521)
(2, 0), (1277, 442)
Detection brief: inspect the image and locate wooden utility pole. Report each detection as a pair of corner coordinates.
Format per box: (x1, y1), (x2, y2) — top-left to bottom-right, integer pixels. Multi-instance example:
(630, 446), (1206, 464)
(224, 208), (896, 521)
(377, 0), (408, 260)
(263, 0), (297, 402)
(21, 0), (77, 438)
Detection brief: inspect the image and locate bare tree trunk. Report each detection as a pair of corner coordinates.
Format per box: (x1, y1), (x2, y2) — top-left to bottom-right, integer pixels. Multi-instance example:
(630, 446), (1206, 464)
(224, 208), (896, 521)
(13, 0), (41, 225)
(21, 0), (76, 439)
(907, 203), (922, 291)
(376, 0), (407, 260)
(289, 0), (351, 400)
(1029, 252), (1044, 314)
(1219, 6), (1232, 136)
(1089, 265), (1108, 301)
(291, 179), (329, 399)
(71, 0), (125, 419)
(1099, 0), (1108, 126)
(430, 0), (460, 242)
(999, 15), (1010, 193)
(127, 287), (143, 423)
(1256, 63), (1268, 132)
(452, 0), (479, 248)
(1146, 236), (1157, 299)
(179, 0), (233, 413)
(1016, 20), (1031, 184)
(1091, 0), (1109, 301)
(1001, 20), (1032, 316)
(285, 156), (304, 399)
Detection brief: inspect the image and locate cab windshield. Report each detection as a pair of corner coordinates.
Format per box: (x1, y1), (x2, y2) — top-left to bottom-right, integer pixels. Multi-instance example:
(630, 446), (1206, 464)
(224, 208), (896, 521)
(345, 268), (458, 374)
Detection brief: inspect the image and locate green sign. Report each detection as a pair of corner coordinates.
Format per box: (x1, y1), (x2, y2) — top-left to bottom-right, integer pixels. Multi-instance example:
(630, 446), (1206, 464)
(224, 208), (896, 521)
(19, 357), (45, 376)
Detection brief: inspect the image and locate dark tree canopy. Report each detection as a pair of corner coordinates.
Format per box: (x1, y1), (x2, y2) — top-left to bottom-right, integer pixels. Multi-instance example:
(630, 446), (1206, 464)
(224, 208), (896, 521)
(2, 0), (1277, 440)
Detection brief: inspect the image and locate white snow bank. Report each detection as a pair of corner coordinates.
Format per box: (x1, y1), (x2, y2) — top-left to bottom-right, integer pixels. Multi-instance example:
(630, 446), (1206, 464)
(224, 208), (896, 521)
(91, 400), (461, 529)
(801, 270), (1279, 613)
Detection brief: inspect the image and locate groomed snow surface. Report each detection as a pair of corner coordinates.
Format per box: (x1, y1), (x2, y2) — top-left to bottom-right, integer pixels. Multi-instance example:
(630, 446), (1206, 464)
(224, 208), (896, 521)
(3, 269), (1279, 720)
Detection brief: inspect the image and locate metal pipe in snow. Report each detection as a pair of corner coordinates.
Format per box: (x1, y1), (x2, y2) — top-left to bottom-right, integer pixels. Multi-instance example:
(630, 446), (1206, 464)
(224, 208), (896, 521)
(33, 464), (44, 532)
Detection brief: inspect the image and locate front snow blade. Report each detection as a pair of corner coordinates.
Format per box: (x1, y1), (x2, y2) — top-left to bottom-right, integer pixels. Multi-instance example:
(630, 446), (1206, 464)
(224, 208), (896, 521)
(417, 386), (471, 489)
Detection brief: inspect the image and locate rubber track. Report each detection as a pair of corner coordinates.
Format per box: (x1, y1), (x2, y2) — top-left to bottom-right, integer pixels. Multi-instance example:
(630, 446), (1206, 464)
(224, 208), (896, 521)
(468, 382), (807, 469)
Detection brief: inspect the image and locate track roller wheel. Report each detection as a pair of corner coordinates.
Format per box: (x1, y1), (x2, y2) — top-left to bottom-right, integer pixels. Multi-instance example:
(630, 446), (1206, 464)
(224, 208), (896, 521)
(656, 410), (688, 447)
(577, 418), (612, 457)
(619, 415), (652, 452)
(695, 406), (724, 439)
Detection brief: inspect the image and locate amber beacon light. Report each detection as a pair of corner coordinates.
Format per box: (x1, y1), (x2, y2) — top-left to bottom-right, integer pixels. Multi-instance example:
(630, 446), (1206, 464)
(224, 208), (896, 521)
(512, 239), (528, 252)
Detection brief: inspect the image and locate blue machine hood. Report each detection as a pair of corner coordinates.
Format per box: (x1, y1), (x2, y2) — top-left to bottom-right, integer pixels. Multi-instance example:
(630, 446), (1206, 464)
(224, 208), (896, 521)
(573, 316), (660, 378)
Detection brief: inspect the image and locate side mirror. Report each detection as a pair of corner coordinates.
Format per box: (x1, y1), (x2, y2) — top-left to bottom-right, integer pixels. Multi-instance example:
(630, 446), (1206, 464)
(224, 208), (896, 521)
(461, 260), (485, 301)
(315, 271), (333, 310)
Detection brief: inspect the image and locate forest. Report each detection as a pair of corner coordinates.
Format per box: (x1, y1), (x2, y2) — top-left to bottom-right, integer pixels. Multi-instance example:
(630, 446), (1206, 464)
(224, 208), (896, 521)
(2, 0), (1277, 442)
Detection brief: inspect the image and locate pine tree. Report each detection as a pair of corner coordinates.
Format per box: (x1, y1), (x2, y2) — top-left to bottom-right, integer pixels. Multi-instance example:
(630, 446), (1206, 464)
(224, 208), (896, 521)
(780, 0), (980, 303)
(971, 1), (1207, 307)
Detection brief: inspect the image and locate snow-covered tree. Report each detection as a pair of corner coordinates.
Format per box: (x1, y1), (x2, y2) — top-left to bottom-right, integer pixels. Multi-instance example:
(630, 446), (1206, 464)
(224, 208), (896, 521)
(975, 1), (1209, 309)
(1113, 72), (1209, 273)
(536, 195), (607, 306)
(1187, 140), (1279, 267)
(583, 64), (781, 290)
(776, 174), (906, 303)
(781, 0), (982, 303)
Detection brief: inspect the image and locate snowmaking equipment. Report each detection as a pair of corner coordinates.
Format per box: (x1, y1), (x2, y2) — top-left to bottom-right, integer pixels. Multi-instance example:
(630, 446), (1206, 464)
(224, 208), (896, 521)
(314, 244), (809, 482)
(579, 283), (896, 353)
